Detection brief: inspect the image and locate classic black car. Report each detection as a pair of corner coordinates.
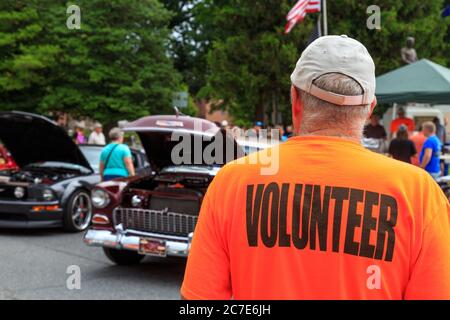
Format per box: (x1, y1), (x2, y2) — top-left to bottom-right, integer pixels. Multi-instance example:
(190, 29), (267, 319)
(0, 111), (149, 232)
(84, 115), (244, 265)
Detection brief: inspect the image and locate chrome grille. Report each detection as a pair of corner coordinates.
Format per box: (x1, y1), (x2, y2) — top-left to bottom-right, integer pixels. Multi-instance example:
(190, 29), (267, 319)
(113, 207), (198, 237)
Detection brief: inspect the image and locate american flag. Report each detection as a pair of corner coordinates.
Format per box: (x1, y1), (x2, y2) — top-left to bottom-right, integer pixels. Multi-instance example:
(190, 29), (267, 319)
(285, 0), (321, 34)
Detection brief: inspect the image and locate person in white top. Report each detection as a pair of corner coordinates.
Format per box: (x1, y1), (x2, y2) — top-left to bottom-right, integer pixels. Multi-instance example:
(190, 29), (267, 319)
(88, 123), (106, 145)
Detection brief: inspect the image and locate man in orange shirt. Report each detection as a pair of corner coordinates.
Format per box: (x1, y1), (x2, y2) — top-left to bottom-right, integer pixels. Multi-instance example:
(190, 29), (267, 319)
(410, 126), (427, 166)
(181, 36), (450, 300)
(390, 108), (416, 139)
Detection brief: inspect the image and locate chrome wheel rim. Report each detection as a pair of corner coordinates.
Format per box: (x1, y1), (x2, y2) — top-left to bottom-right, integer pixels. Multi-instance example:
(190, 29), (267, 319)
(72, 192), (92, 230)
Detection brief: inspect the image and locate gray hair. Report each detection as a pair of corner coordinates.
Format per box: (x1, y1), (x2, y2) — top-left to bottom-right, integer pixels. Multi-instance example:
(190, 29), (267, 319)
(422, 121), (436, 134)
(109, 127), (123, 141)
(297, 73), (372, 140)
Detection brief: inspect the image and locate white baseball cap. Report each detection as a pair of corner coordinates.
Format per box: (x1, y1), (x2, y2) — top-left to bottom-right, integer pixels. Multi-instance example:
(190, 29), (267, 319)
(291, 35), (376, 106)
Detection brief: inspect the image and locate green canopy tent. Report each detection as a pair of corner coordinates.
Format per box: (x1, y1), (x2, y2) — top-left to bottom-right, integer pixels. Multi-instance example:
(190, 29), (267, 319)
(376, 59), (450, 104)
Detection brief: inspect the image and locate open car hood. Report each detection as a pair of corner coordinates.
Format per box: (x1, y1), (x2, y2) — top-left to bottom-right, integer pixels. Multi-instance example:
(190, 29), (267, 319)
(0, 111), (93, 171)
(124, 115), (244, 172)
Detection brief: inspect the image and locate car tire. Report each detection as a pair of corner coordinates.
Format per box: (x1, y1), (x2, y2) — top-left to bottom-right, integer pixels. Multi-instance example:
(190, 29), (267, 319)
(103, 248), (145, 265)
(63, 189), (93, 233)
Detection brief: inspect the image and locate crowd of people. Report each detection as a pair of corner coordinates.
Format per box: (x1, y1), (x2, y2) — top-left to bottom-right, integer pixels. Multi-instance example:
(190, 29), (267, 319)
(71, 122), (106, 146)
(61, 105), (448, 184)
(363, 107), (447, 180)
(55, 116), (134, 182)
(217, 119), (295, 142)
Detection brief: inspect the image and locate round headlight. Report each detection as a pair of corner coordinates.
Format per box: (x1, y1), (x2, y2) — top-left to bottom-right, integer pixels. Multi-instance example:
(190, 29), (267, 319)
(92, 189), (110, 209)
(14, 187), (25, 199)
(42, 189), (55, 201)
(131, 195), (143, 208)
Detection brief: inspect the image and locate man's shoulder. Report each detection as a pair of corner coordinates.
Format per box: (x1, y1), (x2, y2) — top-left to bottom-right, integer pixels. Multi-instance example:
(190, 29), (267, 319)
(423, 136), (437, 145)
(217, 142), (429, 178)
(366, 148), (428, 177)
(431, 136), (442, 147)
(218, 157), (259, 176)
(214, 147), (275, 181)
(411, 133), (424, 141)
(390, 119), (400, 128)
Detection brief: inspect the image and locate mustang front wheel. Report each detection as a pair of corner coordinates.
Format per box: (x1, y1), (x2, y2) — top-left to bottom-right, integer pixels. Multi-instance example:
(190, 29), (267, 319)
(64, 189), (93, 232)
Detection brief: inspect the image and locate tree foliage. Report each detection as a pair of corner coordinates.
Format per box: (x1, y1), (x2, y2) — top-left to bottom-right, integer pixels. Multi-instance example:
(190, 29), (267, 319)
(195, 0), (450, 124)
(0, 1), (448, 125)
(328, 0), (449, 73)
(163, 0), (210, 96)
(0, 0), (181, 125)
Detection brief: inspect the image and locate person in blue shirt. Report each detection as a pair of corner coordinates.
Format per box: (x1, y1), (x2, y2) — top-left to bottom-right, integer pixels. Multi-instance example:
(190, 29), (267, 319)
(275, 125), (288, 142)
(100, 128), (135, 181)
(420, 122), (442, 180)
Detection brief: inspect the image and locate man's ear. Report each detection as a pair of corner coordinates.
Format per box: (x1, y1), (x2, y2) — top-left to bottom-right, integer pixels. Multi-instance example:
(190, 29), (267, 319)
(291, 85), (303, 134)
(368, 96), (378, 119)
(291, 86), (300, 113)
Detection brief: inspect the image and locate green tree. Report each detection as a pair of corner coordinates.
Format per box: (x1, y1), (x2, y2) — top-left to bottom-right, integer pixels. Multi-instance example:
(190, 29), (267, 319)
(196, 0), (307, 124)
(0, 1), (58, 112)
(328, 0), (449, 74)
(163, 0), (209, 95)
(0, 0), (181, 124)
(197, 0), (449, 124)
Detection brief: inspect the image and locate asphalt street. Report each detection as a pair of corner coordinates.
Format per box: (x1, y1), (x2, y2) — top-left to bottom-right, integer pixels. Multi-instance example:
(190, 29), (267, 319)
(0, 228), (186, 300)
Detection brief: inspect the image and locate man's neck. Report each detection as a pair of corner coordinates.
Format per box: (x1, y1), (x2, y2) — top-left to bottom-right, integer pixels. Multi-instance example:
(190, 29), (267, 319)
(298, 130), (362, 143)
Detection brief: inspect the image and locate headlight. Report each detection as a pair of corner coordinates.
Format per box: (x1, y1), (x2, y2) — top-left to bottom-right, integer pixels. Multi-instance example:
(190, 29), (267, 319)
(92, 189), (110, 209)
(42, 189), (55, 201)
(14, 187), (25, 199)
(131, 195), (143, 208)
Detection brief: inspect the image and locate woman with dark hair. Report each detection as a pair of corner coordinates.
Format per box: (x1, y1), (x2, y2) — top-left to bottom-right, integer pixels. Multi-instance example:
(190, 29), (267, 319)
(389, 125), (417, 164)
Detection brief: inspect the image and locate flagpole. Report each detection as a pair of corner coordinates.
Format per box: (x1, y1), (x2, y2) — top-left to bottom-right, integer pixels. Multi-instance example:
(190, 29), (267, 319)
(317, 14), (322, 37)
(322, 0), (328, 35)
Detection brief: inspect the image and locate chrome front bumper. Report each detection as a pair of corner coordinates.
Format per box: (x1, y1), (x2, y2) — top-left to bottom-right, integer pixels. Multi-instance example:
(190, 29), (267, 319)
(84, 225), (193, 258)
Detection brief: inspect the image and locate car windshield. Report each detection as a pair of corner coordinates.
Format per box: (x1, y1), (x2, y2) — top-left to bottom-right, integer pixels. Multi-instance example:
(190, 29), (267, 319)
(79, 145), (103, 173)
(24, 162), (91, 174)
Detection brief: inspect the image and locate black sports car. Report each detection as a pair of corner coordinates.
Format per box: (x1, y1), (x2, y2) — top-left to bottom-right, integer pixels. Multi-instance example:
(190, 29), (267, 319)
(0, 111), (149, 232)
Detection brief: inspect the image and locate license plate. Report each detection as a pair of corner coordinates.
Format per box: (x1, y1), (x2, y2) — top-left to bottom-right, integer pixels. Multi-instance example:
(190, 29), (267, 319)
(139, 238), (167, 257)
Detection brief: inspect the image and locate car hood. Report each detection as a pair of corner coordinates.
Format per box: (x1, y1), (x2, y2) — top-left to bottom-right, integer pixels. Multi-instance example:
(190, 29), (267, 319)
(0, 111), (93, 171)
(124, 115), (244, 172)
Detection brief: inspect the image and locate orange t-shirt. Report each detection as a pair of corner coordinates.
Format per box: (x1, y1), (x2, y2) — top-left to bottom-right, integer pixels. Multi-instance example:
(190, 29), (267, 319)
(391, 118), (416, 134)
(410, 132), (427, 166)
(181, 136), (450, 300)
